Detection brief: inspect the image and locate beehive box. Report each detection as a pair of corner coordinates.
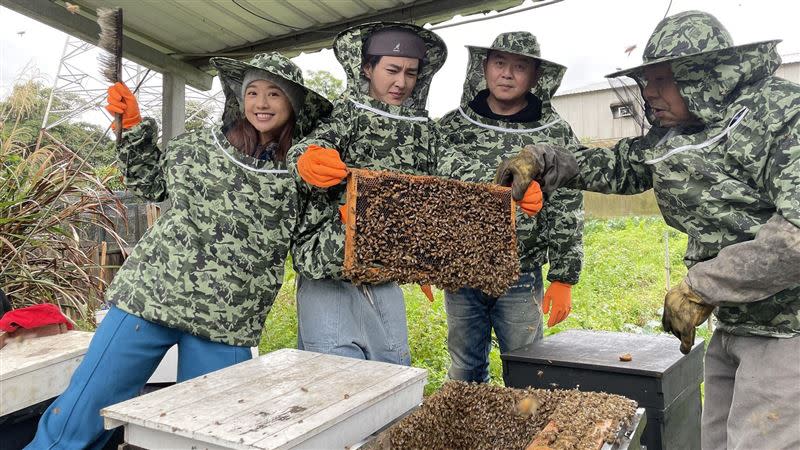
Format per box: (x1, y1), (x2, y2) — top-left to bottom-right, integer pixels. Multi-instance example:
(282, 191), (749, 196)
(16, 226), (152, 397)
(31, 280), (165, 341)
(360, 381), (640, 450)
(344, 169), (519, 297)
(0, 331), (94, 416)
(502, 330), (703, 450)
(101, 349), (427, 450)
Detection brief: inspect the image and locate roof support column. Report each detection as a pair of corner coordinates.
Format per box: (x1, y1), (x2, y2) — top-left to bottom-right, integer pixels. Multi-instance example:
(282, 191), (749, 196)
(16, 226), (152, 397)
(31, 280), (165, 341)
(162, 72), (186, 144)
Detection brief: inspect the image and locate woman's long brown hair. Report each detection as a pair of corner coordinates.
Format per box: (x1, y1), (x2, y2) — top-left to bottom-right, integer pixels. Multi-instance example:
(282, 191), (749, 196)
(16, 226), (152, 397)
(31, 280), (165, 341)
(225, 111), (295, 162)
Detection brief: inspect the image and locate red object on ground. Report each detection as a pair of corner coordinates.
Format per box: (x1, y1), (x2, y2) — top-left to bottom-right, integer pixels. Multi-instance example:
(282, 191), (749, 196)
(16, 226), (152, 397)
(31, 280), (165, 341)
(0, 303), (74, 332)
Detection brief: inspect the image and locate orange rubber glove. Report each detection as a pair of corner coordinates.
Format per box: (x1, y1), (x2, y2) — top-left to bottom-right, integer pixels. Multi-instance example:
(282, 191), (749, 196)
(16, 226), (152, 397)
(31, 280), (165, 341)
(105, 82), (142, 129)
(542, 281), (572, 327)
(339, 204), (348, 224)
(420, 285), (434, 303)
(297, 144), (348, 188)
(518, 181), (543, 216)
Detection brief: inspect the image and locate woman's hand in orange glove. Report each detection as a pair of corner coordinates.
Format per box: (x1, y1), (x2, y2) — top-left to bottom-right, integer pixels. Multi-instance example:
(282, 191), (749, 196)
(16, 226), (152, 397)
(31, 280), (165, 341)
(542, 281), (572, 327)
(518, 181), (543, 216)
(339, 204), (348, 224)
(297, 145), (348, 188)
(106, 82), (142, 129)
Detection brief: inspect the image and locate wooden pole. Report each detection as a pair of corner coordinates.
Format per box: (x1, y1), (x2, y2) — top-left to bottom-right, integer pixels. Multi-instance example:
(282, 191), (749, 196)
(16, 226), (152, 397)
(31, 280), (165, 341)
(98, 241), (107, 291)
(664, 231), (671, 292)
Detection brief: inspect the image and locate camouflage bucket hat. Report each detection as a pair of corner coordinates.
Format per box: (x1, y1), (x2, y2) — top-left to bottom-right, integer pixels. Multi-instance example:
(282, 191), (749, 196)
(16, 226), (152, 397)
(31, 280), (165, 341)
(466, 31), (566, 73)
(606, 10), (781, 79)
(211, 52), (332, 136)
(465, 31), (566, 103)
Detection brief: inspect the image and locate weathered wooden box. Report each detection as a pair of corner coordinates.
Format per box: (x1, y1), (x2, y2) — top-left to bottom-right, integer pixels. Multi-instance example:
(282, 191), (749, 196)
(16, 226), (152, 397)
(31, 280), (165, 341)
(101, 349), (427, 449)
(0, 331), (94, 416)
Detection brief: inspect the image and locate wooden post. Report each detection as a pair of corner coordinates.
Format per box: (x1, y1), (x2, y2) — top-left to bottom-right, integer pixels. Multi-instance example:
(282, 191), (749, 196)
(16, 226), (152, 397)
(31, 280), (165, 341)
(98, 241), (107, 291)
(145, 204), (160, 228)
(162, 72), (186, 144)
(664, 230), (671, 292)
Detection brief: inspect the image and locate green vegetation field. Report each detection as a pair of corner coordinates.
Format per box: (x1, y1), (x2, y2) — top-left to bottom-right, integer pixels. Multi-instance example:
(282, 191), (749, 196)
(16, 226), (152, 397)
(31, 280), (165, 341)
(260, 216), (708, 395)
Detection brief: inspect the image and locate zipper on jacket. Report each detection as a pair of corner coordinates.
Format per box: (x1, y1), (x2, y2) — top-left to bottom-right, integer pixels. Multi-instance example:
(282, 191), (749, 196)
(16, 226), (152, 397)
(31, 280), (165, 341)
(212, 128), (289, 174)
(645, 107), (749, 165)
(457, 107), (562, 134)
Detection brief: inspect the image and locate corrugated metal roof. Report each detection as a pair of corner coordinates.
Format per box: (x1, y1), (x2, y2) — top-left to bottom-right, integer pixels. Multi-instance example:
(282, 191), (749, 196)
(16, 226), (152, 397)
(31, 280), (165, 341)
(6, 0), (529, 89)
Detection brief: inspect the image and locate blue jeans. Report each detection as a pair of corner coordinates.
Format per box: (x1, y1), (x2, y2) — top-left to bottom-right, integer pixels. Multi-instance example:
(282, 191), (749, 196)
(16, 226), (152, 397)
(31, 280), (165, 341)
(24, 306), (252, 450)
(296, 276), (411, 365)
(444, 269), (544, 383)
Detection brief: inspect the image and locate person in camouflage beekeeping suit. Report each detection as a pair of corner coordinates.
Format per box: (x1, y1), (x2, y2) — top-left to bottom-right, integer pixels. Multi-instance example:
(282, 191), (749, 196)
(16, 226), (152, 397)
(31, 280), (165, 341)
(435, 32), (583, 383)
(24, 53), (331, 450)
(496, 11), (800, 449)
(286, 22), (449, 366)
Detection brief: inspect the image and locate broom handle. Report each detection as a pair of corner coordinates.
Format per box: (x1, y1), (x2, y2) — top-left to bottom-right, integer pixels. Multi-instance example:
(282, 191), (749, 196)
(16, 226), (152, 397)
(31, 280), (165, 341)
(114, 9), (124, 143)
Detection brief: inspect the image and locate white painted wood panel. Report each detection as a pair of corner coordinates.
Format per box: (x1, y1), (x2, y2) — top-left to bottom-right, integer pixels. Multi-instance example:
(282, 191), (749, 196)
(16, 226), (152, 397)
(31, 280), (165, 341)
(102, 349), (427, 449)
(0, 331), (94, 415)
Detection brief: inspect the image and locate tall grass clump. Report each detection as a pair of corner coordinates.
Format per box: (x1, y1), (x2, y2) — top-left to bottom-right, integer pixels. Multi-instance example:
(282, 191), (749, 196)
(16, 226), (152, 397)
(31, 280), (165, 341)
(1, 75), (124, 321)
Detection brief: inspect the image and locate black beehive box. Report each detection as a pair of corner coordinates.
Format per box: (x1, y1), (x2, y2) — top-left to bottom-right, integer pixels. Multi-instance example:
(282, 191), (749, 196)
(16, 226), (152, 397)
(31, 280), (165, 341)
(501, 330), (704, 450)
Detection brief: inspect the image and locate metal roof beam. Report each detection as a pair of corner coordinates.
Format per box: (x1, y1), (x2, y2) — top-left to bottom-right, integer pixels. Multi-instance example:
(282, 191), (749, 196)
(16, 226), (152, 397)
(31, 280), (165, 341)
(5, 0), (213, 90)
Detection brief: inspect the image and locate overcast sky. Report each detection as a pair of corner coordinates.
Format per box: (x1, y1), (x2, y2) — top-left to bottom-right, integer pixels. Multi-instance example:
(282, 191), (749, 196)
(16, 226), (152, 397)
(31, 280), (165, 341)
(2, 0), (798, 119)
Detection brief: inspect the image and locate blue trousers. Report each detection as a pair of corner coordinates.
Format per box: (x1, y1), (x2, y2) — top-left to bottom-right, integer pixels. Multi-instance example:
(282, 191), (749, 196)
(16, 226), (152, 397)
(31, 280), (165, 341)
(24, 306), (252, 450)
(296, 276), (411, 365)
(444, 269), (544, 383)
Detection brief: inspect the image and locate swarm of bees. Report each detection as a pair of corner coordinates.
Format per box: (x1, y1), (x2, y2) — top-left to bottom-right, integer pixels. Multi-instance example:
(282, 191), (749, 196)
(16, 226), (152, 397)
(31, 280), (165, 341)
(344, 170), (519, 297)
(372, 381), (636, 450)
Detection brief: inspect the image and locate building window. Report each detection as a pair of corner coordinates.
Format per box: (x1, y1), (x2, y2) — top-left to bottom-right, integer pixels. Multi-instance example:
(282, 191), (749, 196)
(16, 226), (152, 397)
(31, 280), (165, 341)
(611, 104), (633, 119)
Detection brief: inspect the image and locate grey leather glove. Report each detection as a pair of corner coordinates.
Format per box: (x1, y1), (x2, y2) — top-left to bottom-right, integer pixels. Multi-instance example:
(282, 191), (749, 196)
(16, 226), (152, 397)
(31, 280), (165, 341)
(662, 279), (715, 354)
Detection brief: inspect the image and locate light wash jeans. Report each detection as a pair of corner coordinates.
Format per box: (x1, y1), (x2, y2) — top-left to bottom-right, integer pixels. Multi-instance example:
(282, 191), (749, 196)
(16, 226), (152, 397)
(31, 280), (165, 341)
(444, 269), (544, 383)
(296, 276), (411, 365)
(24, 306), (252, 450)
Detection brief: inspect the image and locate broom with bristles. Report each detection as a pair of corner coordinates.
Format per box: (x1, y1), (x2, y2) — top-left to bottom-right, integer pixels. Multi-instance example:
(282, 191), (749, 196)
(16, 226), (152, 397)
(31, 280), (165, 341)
(97, 7), (123, 143)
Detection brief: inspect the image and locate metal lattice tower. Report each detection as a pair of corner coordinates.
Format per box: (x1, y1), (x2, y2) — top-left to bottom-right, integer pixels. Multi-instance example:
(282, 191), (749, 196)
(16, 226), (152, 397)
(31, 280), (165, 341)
(39, 35), (224, 150)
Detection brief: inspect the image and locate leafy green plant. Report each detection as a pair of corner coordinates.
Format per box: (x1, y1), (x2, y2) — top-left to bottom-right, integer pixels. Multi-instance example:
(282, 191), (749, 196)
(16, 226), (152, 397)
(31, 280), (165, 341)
(304, 70), (345, 102)
(1, 75), (124, 321)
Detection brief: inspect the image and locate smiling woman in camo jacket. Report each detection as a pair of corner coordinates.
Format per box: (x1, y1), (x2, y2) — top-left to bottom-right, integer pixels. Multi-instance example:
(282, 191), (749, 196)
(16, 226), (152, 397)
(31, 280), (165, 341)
(24, 52), (331, 450)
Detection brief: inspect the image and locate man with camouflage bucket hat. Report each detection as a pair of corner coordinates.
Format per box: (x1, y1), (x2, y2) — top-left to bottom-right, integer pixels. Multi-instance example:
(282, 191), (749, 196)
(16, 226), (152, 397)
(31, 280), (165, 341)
(24, 52), (331, 450)
(436, 32), (583, 383)
(496, 11), (800, 449)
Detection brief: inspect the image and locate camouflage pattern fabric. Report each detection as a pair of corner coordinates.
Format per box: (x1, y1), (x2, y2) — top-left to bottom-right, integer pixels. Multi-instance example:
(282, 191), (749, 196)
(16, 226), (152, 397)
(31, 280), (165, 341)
(574, 11), (800, 337)
(108, 120), (296, 347)
(436, 32), (584, 284)
(287, 22), (449, 280)
(107, 53), (331, 347)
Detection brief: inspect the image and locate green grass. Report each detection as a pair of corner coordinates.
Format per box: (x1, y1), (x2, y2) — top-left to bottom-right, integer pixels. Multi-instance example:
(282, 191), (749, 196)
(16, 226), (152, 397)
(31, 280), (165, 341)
(260, 216), (708, 396)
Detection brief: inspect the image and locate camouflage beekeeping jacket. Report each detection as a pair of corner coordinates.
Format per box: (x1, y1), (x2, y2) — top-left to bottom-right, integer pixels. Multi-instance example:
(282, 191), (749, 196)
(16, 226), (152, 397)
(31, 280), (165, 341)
(575, 12), (800, 337)
(436, 32), (583, 284)
(287, 22), (448, 280)
(106, 118), (296, 347)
